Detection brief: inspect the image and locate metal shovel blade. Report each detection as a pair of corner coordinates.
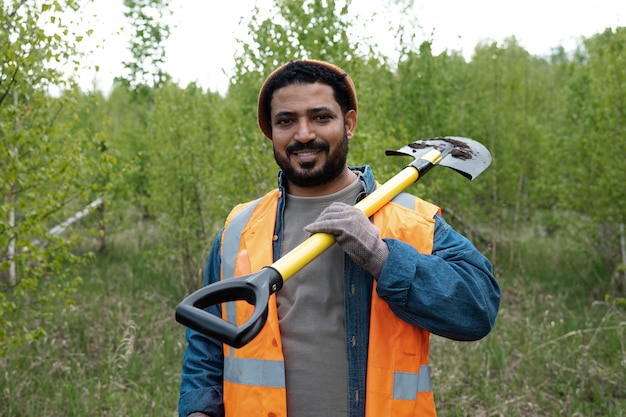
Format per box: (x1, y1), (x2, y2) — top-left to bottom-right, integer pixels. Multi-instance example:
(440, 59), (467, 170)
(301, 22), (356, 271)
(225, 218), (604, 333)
(386, 136), (492, 180)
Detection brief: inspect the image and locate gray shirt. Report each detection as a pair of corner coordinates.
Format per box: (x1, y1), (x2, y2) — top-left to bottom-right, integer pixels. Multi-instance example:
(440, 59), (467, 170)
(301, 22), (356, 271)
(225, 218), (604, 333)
(277, 178), (363, 417)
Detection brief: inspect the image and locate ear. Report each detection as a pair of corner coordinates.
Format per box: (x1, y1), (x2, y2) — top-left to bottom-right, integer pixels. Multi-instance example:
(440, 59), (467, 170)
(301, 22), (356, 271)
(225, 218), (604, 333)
(344, 109), (357, 140)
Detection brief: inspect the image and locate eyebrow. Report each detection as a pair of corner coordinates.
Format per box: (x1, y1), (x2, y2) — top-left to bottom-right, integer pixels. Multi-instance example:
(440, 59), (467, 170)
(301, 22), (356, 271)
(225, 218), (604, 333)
(274, 106), (337, 119)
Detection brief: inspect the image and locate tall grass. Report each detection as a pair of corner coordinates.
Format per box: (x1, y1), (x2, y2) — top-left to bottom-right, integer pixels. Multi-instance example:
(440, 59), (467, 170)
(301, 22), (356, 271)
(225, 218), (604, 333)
(1, 222), (624, 416)
(1, 223), (189, 416)
(432, 231), (625, 416)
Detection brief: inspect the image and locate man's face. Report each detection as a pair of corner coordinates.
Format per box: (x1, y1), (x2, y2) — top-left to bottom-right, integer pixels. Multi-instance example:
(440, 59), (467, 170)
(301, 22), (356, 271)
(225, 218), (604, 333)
(269, 82), (357, 196)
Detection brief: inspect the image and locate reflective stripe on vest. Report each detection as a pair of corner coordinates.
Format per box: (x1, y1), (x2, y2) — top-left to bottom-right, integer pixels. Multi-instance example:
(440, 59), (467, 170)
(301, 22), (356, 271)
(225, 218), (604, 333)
(222, 198), (261, 278)
(393, 365), (432, 400)
(391, 191), (417, 210)
(224, 356), (285, 388)
(221, 198), (262, 327)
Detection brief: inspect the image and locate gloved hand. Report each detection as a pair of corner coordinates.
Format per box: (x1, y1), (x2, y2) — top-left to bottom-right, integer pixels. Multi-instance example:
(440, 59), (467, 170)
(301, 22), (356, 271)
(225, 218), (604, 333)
(304, 202), (389, 278)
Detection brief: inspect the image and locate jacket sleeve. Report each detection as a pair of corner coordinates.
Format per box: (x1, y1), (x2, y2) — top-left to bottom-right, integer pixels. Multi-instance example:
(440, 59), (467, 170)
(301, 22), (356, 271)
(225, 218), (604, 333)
(178, 232), (225, 417)
(376, 213), (500, 341)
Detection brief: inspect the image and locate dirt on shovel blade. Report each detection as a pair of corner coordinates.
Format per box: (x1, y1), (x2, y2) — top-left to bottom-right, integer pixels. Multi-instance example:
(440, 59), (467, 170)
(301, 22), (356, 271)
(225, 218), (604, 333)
(408, 137), (473, 160)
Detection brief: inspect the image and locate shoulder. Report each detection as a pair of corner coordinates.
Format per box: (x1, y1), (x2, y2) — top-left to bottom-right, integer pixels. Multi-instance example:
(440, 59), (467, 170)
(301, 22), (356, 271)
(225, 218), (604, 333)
(389, 192), (440, 218)
(225, 189), (281, 228)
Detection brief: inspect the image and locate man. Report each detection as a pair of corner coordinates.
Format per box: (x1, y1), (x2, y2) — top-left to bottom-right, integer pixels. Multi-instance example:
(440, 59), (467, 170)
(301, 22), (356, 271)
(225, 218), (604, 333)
(179, 59), (500, 417)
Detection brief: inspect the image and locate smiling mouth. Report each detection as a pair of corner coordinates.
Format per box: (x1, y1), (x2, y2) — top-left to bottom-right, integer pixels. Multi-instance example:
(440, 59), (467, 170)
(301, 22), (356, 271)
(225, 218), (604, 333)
(292, 150), (321, 163)
(287, 141), (329, 164)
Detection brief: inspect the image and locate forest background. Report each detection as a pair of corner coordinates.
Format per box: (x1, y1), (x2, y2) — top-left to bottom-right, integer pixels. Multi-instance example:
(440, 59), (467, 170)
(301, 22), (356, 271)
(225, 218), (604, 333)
(1, 0), (625, 416)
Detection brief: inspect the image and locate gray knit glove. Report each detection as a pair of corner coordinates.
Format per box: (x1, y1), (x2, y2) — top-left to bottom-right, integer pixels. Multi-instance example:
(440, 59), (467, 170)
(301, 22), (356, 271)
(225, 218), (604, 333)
(304, 202), (389, 278)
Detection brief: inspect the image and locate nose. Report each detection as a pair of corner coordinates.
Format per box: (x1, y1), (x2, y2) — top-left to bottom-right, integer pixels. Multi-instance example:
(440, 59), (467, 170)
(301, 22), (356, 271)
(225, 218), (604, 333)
(294, 119), (315, 142)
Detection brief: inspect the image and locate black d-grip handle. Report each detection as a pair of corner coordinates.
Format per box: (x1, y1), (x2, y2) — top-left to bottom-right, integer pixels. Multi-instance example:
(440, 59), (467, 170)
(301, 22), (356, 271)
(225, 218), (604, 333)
(175, 267), (284, 348)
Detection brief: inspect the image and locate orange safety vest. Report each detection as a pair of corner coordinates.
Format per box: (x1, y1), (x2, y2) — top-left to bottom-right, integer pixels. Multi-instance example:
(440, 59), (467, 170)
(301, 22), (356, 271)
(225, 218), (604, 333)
(219, 188), (440, 417)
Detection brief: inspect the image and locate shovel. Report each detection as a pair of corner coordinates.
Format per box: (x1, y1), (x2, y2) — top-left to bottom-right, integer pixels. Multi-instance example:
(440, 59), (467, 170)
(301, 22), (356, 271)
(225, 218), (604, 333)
(175, 136), (492, 347)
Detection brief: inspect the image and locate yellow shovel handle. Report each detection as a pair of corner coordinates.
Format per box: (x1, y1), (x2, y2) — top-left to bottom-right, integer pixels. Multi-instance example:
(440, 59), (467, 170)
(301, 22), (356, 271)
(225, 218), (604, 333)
(272, 148), (442, 281)
(272, 169), (410, 280)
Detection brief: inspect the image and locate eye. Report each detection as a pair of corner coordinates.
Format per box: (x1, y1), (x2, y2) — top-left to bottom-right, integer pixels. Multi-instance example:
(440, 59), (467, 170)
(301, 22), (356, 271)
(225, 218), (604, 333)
(275, 117), (294, 127)
(314, 113), (332, 122)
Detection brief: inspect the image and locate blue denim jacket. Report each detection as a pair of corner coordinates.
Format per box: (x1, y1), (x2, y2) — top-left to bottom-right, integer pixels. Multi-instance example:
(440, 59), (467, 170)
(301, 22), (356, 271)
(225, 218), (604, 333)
(178, 166), (500, 417)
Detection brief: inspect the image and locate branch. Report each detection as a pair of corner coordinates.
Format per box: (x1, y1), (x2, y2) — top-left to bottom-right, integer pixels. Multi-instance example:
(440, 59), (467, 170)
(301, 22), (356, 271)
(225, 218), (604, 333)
(0, 64), (20, 107)
(48, 198), (105, 236)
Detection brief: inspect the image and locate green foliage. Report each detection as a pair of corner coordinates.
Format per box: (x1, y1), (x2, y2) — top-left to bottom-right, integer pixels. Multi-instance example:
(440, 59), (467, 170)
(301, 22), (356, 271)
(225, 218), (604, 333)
(430, 229), (624, 416)
(146, 83), (225, 282)
(234, 0), (355, 76)
(4, 0), (626, 412)
(554, 28), (626, 270)
(117, 0), (173, 95)
(0, 0), (118, 356)
(604, 293), (626, 308)
(1, 233), (186, 415)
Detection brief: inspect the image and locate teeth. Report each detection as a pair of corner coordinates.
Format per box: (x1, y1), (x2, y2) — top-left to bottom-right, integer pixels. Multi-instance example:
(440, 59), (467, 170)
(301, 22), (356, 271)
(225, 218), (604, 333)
(294, 151), (318, 156)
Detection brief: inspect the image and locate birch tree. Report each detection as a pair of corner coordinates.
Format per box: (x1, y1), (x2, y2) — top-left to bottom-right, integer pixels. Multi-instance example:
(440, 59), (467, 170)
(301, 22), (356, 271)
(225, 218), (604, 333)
(0, 0), (116, 356)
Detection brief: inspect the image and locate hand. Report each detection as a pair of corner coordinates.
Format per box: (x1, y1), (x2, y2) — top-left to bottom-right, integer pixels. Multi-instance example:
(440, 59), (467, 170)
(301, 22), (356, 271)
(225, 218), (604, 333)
(187, 413), (211, 417)
(304, 202), (389, 277)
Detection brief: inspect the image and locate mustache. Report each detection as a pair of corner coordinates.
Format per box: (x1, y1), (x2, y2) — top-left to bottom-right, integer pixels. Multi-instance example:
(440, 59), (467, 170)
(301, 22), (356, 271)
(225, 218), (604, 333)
(286, 141), (329, 154)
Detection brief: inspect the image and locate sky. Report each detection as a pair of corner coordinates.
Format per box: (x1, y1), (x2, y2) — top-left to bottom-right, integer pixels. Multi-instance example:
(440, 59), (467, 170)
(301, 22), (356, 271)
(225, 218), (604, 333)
(70, 0), (626, 95)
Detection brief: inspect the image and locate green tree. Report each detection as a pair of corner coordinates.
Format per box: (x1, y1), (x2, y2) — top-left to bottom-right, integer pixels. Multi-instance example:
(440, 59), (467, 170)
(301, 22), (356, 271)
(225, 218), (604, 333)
(111, 0), (173, 219)
(0, 0), (117, 355)
(558, 27), (626, 275)
(146, 83), (225, 283)
(234, 0), (355, 76)
(117, 0), (172, 95)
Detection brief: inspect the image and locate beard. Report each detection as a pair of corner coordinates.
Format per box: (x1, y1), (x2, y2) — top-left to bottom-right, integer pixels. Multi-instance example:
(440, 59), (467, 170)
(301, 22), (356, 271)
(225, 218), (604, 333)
(274, 129), (349, 189)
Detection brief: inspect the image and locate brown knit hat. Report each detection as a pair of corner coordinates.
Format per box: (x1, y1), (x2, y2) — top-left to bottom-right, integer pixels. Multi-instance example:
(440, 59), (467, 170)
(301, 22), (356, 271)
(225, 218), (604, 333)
(257, 59), (358, 139)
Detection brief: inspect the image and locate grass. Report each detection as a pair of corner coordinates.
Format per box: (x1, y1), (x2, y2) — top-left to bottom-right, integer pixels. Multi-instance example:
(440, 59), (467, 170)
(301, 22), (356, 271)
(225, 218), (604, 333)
(1, 224), (189, 416)
(1, 222), (624, 416)
(432, 232), (625, 416)
(432, 289), (624, 416)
